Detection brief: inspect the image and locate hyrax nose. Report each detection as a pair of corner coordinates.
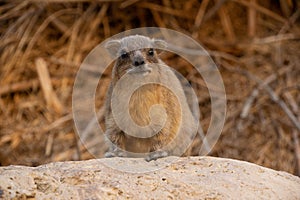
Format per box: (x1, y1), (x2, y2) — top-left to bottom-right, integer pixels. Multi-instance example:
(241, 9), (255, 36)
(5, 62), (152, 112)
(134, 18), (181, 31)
(133, 56), (145, 67)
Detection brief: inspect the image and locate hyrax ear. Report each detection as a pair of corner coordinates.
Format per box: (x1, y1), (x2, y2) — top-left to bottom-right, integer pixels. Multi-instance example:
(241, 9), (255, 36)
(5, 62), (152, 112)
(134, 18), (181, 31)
(152, 39), (167, 54)
(105, 39), (121, 57)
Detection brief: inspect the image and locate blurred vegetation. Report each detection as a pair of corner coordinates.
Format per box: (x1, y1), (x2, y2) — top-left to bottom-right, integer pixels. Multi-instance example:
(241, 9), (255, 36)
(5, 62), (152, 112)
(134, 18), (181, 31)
(0, 0), (299, 175)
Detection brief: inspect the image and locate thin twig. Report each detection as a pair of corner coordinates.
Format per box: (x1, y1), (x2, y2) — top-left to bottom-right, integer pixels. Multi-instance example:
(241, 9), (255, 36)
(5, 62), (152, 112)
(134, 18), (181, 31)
(192, 0), (210, 38)
(293, 130), (300, 176)
(232, 0), (287, 23)
(43, 113), (73, 132)
(78, 105), (105, 144)
(217, 0), (236, 42)
(137, 2), (195, 19)
(284, 76), (300, 176)
(151, 10), (166, 27)
(279, 9), (300, 34)
(204, 0), (226, 21)
(45, 132), (54, 156)
(240, 66), (293, 118)
(28, 0), (121, 2)
(251, 76), (300, 131)
(248, 0), (256, 37)
(253, 33), (299, 44)
(119, 0), (140, 9)
(222, 62), (300, 132)
(35, 57), (64, 115)
(283, 92), (299, 114)
(0, 78), (63, 96)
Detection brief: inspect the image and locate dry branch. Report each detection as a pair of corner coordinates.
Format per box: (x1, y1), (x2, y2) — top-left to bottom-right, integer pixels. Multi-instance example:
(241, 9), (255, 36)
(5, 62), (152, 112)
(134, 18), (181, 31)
(217, 1), (236, 42)
(192, 0), (210, 38)
(247, 0), (256, 37)
(119, 0), (140, 9)
(241, 66), (293, 118)
(0, 78), (63, 96)
(253, 33), (299, 44)
(293, 130), (300, 176)
(35, 58), (64, 115)
(223, 61), (300, 132)
(203, 0), (226, 21)
(137, 2), (195, 19)
(232, 0), (287, 23)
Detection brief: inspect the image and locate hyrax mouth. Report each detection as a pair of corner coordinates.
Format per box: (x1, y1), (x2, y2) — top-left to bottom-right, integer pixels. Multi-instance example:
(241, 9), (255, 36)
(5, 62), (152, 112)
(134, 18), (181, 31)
(126, 64), (152, 76)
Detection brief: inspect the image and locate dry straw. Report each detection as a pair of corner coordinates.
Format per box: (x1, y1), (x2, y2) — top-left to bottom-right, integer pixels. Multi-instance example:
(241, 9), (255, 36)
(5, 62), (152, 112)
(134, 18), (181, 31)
(0, 0), (299, 175)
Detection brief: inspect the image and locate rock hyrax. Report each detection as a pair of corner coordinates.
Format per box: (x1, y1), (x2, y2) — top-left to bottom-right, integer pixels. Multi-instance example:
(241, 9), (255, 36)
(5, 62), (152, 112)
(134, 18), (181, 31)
(104, 35), (198, 161)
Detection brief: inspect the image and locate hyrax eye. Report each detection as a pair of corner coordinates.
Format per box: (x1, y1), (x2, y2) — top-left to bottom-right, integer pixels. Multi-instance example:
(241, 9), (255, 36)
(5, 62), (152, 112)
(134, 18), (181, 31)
(148, 48), (154, 56)
(121, 52), (129, 59)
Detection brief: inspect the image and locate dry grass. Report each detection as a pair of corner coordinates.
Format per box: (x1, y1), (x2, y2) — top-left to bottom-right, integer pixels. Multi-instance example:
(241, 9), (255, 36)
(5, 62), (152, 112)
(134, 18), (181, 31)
(0, 0), (299, 175)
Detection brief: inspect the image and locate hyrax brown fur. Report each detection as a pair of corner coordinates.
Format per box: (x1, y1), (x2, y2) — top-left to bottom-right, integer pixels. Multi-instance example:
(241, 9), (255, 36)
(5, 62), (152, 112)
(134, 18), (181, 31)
(104, 35), (198, 161)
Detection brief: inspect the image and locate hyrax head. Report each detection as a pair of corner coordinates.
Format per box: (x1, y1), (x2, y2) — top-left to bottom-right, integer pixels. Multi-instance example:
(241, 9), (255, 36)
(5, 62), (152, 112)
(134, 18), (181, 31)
(105, 35), (166, 77)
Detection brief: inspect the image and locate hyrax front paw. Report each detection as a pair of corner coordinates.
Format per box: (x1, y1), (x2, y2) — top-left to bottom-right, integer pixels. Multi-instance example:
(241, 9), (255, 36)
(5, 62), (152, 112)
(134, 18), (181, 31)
(105, 150), (127, 158)
(145, 150), (168, 162)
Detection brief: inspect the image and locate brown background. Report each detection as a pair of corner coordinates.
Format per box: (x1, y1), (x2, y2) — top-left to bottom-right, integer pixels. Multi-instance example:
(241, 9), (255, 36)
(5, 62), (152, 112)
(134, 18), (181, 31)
(0, 0), (299, 176)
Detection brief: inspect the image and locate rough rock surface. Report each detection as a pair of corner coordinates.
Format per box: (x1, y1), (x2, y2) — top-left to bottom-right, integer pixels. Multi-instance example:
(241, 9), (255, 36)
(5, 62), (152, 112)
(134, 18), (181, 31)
(0, 156), (299, 199)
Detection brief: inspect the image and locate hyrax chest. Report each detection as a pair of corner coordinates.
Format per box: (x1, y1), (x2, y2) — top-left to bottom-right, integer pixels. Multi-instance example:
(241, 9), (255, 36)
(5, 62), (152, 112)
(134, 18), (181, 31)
(128, 83), (181, 129)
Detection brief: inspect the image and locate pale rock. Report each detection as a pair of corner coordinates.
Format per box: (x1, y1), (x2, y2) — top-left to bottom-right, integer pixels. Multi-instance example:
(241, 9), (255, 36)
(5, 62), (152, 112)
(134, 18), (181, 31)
(0, 156), (299, 199)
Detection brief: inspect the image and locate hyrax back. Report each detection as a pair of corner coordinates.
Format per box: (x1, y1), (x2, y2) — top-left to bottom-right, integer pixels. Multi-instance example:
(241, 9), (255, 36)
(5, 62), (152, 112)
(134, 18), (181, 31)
(104, 35), (197, 161)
